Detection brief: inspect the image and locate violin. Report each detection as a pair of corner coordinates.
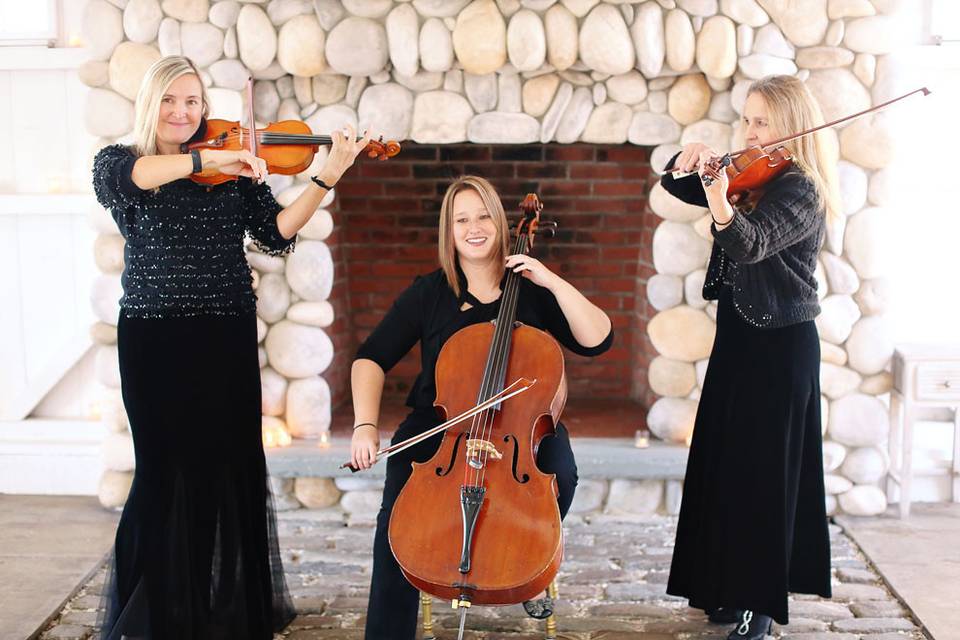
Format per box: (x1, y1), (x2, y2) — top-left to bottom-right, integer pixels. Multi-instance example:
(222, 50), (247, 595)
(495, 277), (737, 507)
(671, 87), (930, 205)
(180, 78), (400, 186)
(357, 195), (565, 637)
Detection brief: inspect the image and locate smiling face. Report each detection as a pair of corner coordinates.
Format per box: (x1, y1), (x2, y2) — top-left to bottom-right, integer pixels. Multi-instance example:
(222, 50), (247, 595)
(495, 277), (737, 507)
(451, 187), (500, 266)
(155, 73), (204, 154)
(741, 91), (781, 148)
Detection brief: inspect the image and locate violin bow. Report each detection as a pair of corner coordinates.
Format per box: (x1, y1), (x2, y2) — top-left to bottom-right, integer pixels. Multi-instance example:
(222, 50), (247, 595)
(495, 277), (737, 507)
(667, 86), (931, 178)
(340, 377), (538, 473)
(245, 76), (258, 157)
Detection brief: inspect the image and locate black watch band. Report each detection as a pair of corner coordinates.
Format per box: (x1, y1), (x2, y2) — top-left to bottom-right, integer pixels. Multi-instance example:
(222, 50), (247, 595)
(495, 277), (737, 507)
(310, 175), (335, 190)
(190, 149), (202, 173)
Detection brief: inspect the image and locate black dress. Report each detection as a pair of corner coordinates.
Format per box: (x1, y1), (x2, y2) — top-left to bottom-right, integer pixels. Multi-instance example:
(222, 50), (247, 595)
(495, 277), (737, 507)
(662, 169), (832, 624)
(356, 268), (613, 640)
(92, 145), (296, 639)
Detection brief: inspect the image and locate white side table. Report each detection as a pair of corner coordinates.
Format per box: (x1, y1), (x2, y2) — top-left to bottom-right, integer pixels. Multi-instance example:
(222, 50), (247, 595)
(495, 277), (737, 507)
(887, 344), (960, 518)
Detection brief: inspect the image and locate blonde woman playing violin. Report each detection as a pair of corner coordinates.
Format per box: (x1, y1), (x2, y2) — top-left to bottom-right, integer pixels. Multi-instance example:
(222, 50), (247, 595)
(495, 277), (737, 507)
(661, 75), (840, 640)
(92, 55), (371, 640)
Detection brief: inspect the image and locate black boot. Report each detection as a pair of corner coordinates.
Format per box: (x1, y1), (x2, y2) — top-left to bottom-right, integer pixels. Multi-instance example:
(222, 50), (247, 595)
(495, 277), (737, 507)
(726, 610), (773, 640)
(522, 592), (554, 619)
(707, 607), (745, 624)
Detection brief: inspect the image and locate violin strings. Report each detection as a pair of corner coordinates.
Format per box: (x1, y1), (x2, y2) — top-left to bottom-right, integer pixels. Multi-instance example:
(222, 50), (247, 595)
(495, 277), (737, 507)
(198, 131), (368, 147)
(210, 132), (335, 146)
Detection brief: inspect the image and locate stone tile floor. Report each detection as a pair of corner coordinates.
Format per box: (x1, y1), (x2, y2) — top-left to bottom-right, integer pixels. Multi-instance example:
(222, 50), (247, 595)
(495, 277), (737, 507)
(39, 510), (926, 640)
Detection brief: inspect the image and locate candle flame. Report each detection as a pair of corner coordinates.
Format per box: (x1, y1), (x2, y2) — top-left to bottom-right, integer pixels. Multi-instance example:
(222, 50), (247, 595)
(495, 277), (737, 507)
(262, 421), (292, 448)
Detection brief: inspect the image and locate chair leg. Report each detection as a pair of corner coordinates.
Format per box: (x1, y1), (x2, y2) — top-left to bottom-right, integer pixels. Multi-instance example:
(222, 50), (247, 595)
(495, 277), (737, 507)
(544, 580), (559, 640)
(421, 591), (436, 639)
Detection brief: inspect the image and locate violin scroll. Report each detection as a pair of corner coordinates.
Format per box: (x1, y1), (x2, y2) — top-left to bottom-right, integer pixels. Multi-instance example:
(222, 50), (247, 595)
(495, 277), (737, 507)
(366, 137), (402, 161)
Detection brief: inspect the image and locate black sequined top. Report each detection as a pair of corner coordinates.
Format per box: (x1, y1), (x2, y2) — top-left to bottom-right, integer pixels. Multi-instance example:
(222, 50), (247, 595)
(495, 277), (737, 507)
(92, 144), (295, 318)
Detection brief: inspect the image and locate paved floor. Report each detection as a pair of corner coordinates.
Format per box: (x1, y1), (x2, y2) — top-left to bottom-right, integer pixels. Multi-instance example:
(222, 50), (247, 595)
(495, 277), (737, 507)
(838, 503), (960, 640)
(33, 505), (929, 640)
(0, 495), (118, 640)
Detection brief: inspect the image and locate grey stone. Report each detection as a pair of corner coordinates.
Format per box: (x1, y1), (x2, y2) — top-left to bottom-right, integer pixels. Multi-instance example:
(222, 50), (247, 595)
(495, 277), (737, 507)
(788, 600), (855, 620)
(464, 72), (498, 113)
(837, 567), (879, 584)
(830, 583), (891, 601)
(832, 618), (916, 633)
(44, 625), (92, 640)
(59, 610), (99, 626)
(849, 601), (908, 618)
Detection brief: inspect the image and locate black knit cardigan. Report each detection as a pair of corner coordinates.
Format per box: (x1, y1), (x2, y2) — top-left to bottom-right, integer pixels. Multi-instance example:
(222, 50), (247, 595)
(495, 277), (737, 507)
(660, 154), (825, 328)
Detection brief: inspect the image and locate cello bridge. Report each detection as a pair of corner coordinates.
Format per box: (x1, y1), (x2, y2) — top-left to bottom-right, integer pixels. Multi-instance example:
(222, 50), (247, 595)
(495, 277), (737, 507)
(465, 439), (502, 469)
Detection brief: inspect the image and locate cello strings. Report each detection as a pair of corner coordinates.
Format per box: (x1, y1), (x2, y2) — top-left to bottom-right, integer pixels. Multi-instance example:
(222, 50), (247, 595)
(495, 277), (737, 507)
(463, 224), (524, 489)
(474, 227), (524, 485)
(475, 260), (521, 490)
(478, 239), (524, 488)
(474, 228), (528, 489)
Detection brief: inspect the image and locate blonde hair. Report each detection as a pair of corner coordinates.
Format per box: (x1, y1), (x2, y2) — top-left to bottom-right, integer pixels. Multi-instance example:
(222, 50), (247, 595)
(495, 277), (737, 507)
(132, 55), (210, 157)
(744, 75), (841, 222)
(438, 176), (511, 298)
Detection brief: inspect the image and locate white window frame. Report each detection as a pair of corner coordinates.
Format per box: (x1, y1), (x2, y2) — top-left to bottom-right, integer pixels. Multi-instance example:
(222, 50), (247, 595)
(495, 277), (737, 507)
(0, 0), (60, 47)
(923, 0), (960, 46)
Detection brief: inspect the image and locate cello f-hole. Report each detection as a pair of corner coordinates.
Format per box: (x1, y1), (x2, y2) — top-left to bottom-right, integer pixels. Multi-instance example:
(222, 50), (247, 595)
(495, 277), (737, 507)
(436, 432), (467, 477)
(504, 435), (530, 484)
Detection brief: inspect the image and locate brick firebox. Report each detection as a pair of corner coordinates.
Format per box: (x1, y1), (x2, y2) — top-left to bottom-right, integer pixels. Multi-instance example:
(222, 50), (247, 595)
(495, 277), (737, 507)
(322, 143), (662, 430)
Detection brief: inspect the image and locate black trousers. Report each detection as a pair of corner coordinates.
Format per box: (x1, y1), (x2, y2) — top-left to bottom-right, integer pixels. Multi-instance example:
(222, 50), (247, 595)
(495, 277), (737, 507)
(364, 409), (578, 640)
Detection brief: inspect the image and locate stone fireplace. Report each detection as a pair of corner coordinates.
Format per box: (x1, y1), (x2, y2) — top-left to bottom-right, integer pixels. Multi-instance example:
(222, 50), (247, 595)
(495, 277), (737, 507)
(326, 142), (659, 410)
(83, 0), (903, 516)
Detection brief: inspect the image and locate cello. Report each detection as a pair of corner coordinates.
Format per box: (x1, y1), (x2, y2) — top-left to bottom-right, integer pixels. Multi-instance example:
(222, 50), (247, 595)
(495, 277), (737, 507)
(387, 194), (566, 636)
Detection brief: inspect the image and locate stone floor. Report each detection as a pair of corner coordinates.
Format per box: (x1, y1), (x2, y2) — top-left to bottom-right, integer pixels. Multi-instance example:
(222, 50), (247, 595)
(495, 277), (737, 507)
(38, 509), (927, 640)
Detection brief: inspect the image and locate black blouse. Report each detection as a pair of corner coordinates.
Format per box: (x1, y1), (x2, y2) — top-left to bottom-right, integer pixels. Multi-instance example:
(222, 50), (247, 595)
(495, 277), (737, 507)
(92, 144), (295, 318)
(356, 268), (614, 411)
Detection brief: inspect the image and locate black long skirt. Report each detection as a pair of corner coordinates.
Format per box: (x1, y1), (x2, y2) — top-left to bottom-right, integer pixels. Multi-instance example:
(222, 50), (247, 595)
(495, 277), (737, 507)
(98, 311), (295, 640)
(666, 288), (831, 625)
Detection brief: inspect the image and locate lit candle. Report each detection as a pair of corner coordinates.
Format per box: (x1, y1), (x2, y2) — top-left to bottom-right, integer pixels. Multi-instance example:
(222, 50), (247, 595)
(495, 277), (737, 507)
(634, 428), (650, 449)
(317, 430), (331, 448)
(262, 421), (292, 448)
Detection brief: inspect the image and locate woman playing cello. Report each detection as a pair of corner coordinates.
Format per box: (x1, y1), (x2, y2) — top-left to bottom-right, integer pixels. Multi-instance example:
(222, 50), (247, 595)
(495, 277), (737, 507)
(349, 176), (613, 639)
